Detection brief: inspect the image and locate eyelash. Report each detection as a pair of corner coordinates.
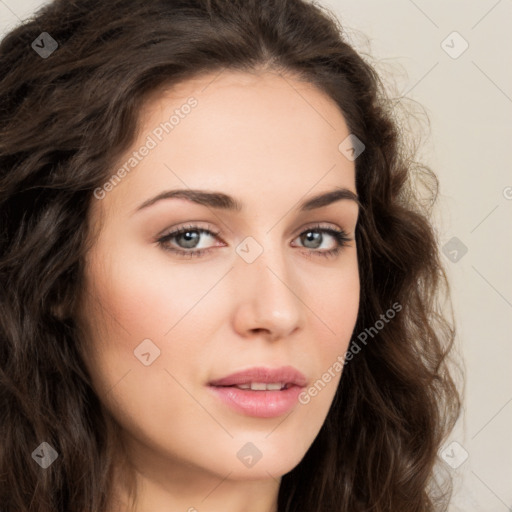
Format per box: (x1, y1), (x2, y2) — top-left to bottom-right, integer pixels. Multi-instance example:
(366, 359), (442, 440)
(156, 223), (352, 259)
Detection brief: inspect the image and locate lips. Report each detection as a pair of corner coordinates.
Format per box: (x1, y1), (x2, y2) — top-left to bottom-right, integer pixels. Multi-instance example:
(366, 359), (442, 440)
(207, 366), (308, 418)
(208, 365), (308, 388)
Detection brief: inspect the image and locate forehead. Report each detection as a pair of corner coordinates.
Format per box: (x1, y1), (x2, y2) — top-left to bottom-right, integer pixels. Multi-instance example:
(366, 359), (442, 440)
(140, 69), (352, 157)
(95, 70), (356, 221)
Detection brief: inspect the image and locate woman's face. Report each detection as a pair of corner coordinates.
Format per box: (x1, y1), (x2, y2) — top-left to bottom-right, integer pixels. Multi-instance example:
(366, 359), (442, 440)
(77, 70), (360, 490)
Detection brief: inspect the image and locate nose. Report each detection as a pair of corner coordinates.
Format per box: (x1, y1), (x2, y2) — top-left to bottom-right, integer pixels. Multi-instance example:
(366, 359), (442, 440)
(230, 242), (304, 342)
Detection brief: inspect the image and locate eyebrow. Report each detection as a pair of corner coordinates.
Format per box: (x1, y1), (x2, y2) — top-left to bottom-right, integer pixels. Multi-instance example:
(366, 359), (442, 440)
(132, 187), (360, 215)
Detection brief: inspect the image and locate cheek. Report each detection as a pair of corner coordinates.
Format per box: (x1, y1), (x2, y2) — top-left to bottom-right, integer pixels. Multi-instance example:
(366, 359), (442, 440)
(77, 250), (214, 446)
(310, 254), (360, 349)
(293, 254), (359, 414)
(78, 238), (234, 401)
(84, 239), (221, 340)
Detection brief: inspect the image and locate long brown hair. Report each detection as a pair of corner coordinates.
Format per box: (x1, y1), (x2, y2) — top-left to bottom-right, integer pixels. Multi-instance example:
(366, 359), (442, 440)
(0, 0), (461, 510)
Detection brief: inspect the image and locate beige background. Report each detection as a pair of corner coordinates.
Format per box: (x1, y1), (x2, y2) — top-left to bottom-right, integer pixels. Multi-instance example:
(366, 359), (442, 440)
(1, 0), (511, 509)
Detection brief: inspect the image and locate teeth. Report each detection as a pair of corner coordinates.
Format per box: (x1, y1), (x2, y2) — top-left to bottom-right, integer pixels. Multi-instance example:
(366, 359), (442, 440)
(264, 382), (284, 391)
(234, 382), (285, 391)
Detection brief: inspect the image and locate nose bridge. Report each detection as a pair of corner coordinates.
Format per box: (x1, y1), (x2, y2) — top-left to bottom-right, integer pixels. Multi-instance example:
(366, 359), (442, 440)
(231, 232), (303, 337)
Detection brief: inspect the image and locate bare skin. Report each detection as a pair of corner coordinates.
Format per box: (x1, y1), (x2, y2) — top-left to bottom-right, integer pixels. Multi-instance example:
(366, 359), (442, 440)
(76, 69), (360, 512)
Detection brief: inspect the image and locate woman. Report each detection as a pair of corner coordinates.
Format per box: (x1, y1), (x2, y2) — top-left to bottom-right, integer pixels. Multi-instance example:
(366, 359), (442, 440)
(0, 0), (461, 511)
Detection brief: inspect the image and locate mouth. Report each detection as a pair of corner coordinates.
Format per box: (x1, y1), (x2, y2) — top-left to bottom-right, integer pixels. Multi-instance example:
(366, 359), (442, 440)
(207, 366), (307, 418)
(211, 382), (294, 391)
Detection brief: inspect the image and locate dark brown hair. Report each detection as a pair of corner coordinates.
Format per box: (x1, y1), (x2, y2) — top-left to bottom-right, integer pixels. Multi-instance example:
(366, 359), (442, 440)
(0, 0), (461, 510)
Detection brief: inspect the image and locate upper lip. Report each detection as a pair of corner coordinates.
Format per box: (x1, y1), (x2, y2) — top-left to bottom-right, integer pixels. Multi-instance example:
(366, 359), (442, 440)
(209, 366), (307, 387)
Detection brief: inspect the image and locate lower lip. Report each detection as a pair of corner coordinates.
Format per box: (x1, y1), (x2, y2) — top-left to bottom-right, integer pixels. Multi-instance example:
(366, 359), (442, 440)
(208, 385), (304, 418)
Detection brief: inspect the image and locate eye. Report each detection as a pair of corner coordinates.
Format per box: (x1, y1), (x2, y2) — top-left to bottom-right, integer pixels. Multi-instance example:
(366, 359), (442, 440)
(292, 224), (352, 259)
(156, 224), (221, 258)
(156, 223), (352, 259)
